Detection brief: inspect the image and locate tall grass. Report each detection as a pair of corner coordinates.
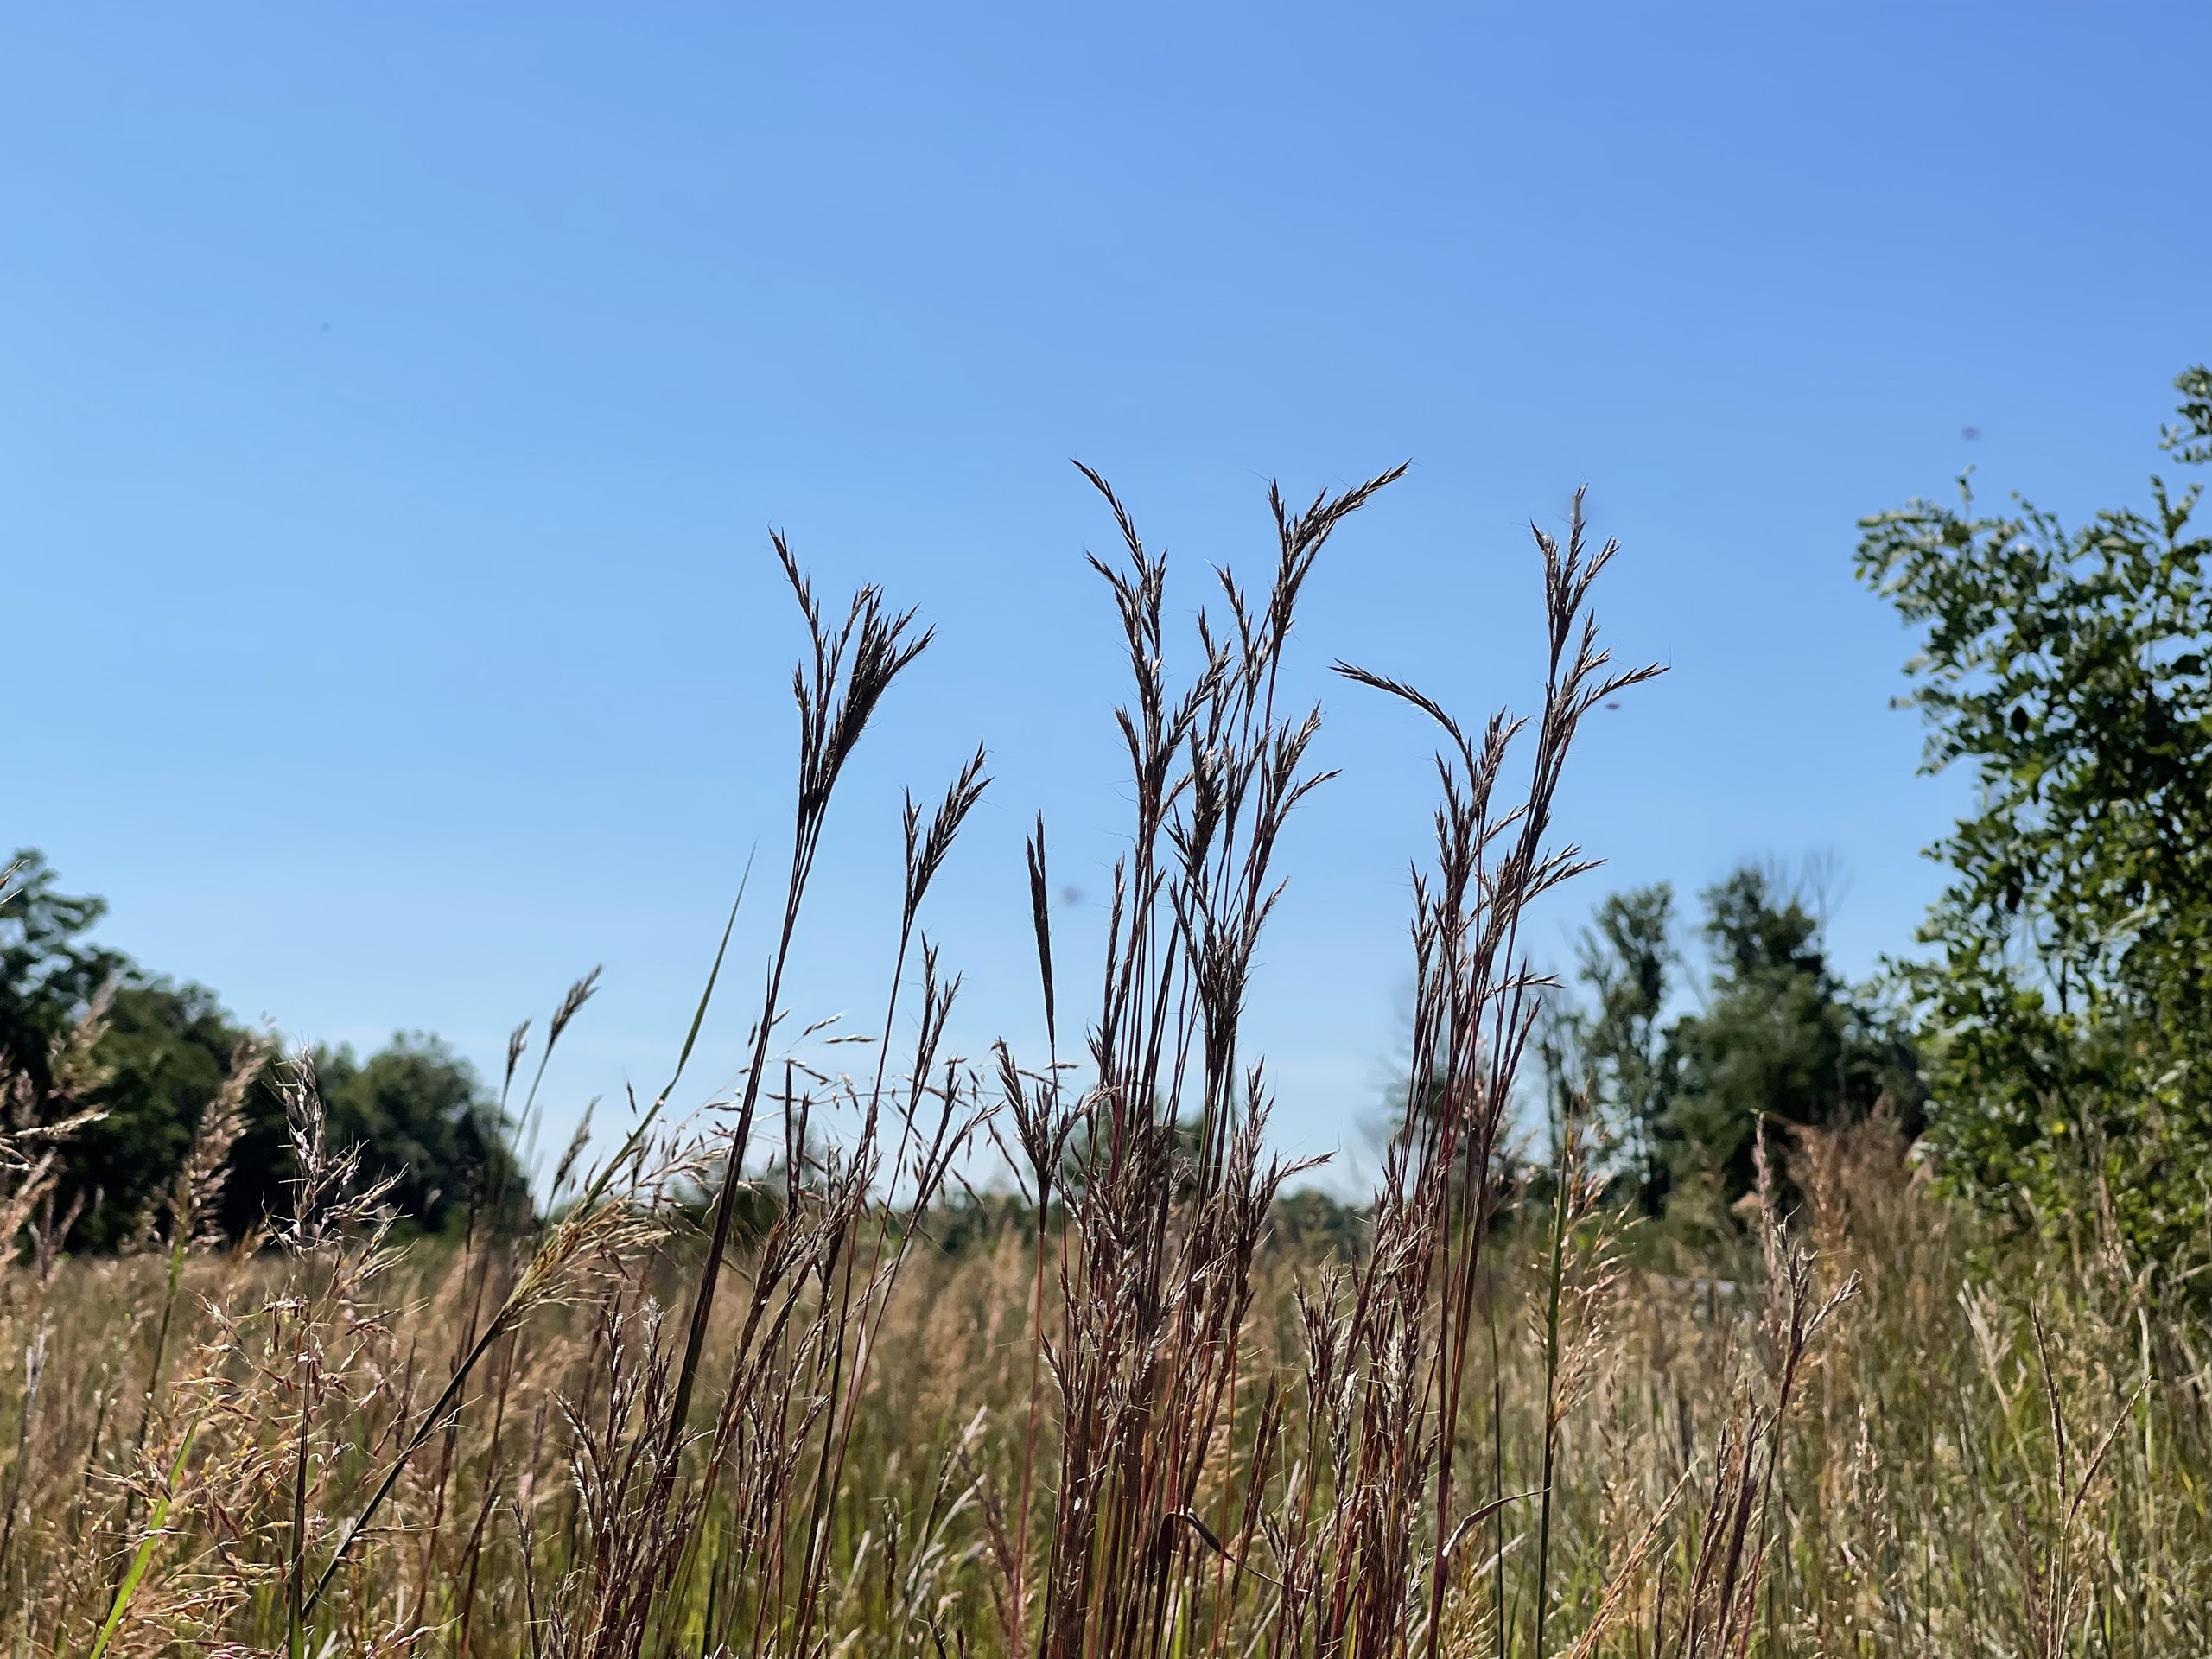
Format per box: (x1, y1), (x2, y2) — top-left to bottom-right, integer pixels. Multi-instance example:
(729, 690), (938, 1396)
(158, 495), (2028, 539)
(3, 474), (2207, 1657)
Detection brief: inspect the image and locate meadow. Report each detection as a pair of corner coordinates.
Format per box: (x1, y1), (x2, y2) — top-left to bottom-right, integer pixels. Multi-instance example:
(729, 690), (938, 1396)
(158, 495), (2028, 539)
(4, 471), (2208, 1658)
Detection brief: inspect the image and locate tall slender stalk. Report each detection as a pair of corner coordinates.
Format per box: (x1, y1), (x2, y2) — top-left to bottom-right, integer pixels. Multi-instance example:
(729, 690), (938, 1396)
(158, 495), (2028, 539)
(662, 537), (931, 1460)
(1532, 1117), (1574, 1659)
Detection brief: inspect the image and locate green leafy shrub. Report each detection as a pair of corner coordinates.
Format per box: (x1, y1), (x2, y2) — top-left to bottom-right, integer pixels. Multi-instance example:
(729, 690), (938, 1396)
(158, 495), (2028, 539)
(1857, 365), (2212, 1292)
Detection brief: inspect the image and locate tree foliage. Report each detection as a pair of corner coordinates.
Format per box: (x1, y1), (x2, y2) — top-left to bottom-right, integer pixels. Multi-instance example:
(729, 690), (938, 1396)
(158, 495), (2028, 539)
(1569, 882), (1679, 1208)
(1570, 866), (1918, 1218)
(73, 978), (244, 1249)
(1, 850), (125, 1104)
(1856, 365), (2212, 1285)
(2, 849), (522, 1249)
(1666, 868), (1919, 1202)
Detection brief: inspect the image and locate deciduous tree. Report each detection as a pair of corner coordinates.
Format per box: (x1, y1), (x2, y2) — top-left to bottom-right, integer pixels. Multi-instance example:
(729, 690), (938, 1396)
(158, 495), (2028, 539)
(1856, 365), (2212, 1287)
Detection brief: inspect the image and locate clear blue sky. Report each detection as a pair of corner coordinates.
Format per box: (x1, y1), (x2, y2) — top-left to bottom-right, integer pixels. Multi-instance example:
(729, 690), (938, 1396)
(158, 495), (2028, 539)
(6, 4), (2207, 1182)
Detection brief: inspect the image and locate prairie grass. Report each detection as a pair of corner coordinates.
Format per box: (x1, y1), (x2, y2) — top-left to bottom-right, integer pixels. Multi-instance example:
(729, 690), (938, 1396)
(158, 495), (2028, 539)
(3, 472), (2207, 1657)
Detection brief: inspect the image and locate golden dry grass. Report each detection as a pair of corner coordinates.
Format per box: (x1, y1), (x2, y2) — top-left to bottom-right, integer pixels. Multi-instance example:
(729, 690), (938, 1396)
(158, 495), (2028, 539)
(1, 1118), (2206, 1657)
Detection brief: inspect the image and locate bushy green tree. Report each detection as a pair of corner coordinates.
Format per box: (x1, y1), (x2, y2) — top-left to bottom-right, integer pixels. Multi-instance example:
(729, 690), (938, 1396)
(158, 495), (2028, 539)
(1856, 365), (2212, 1287)
(1665, 868), (1918, 1203)
(3, 851), (237, 1246)
(1571, 883), (1681, 1209)
(1567, 867), (1919, 1218)
(1, 850), (125, 1103)
(314, 1035), (520, 1236)
(3, 849), (525, 1247)
(68, 978), (244, 1249)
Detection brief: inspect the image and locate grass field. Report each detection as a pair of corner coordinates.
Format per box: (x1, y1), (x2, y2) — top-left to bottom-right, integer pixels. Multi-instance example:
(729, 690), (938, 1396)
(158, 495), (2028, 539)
(4, 474), (2207, 1657)
(3, 1118), (2205, 1656)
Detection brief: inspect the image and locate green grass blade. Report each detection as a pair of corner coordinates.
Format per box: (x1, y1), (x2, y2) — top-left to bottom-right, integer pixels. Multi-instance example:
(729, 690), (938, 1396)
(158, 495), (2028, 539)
(87, 1413), (200, 1659)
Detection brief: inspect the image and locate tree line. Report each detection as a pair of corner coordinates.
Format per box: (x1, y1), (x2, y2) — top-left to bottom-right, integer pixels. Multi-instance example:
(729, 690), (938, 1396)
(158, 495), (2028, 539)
(1548, 862), (1923, 1223)
(0, 850), (523, 1249)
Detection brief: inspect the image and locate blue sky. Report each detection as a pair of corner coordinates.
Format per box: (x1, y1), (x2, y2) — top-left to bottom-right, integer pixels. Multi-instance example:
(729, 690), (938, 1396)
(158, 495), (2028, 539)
(6, 3), (2207, 1184)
